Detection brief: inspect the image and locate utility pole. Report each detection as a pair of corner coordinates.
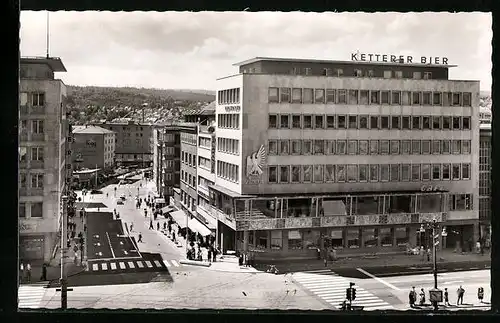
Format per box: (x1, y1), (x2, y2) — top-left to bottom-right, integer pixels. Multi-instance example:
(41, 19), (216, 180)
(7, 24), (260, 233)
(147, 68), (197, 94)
(60, 195), (68, 309)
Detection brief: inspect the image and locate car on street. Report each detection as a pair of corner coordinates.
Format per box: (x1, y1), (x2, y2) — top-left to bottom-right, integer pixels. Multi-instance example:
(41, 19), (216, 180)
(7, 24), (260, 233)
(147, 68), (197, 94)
(116, 199), (124, 205)
(120, 193), (126, 200)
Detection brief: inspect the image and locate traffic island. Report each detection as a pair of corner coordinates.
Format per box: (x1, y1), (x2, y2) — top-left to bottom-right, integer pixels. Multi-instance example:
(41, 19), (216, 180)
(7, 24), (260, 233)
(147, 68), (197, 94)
(179, 260), (212, 267)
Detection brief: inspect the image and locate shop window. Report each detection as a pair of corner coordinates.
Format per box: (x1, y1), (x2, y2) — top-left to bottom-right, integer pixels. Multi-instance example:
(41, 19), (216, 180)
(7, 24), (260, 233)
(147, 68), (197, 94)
(271, 231), (283, 250)
(255, 231), (268, 249)
(347, 229), (360, 248)
(390, 164), (400, 182)
(324, 165), (335, 182)
(322, 197), (350, 216)
(363, 229), (378, 248)
(303, 230), (320, 249)
(395, 227), (409, 246)
(413, 72), (422, 79)
(379, 228), (393, 247)
(268, 166), (277, 183)
(303, 165), (313, 183)
(388, 195), (412, 213)
(418, 194), (443, 213)
(369, 140), (378, 155)
(337, 165), (346, 182)
(384, 71), (392, 79)
(369, 164), (379, 182)
(304, 115), (312, 129)
(330, 230), (344, 248)
(288, 230), (303, 249)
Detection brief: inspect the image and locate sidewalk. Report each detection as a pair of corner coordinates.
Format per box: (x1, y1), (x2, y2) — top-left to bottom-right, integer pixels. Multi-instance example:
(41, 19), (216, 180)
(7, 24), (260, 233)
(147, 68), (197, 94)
(253, 249), (491, 273)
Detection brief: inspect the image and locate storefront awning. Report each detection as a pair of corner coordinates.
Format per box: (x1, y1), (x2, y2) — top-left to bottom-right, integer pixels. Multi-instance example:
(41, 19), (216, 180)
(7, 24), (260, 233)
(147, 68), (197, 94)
(188, 217), (212, 237)
(161, 205), (176, 213)
(155, 198), (166, 204)
(170, 210), (187, 229)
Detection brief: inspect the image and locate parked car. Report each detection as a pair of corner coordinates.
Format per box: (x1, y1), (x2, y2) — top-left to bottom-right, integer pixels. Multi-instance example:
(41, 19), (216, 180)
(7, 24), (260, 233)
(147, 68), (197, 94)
(120, 194), (126, 201)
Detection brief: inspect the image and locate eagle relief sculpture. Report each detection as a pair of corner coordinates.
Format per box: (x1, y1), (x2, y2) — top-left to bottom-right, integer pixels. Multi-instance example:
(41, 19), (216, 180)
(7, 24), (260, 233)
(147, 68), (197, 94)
(246, 145), (267, 179)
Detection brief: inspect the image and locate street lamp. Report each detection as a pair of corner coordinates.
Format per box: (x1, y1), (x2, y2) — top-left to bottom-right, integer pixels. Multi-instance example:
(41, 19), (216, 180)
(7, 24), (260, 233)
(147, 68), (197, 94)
(421, 219), (447, 311)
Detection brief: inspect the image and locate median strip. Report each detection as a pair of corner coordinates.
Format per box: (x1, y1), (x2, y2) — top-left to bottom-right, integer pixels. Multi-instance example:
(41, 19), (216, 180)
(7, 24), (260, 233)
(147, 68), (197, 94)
(356, 268), (401, 291)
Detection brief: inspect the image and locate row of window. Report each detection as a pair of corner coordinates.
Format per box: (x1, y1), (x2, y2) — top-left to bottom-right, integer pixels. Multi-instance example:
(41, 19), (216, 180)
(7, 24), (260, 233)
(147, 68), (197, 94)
(277, 66), (436, 79)
(181, 151), (196, 168)
(181, 133), (197, 145)
(217, 88), (241, 105)
(217, 160), (239, 183)
(198, 176), (214, 190)
(180, 190), (197, 212)
(20, 120), (44, 134)
(19, 147), (44, 162)
(269, 114), (471, 131)
(198, 156), (211, 170)
(198, 137), (211, 148)
(217, 113), (240, 129)
(217, 137), (239, 155)
(19, 173), (44, 189)
(267, 163), (471, 184)
(268, 88), (472, 107)
(181, 169), (197, 188)
(268, 139), (471, 156)
(20, 92), (45, 106)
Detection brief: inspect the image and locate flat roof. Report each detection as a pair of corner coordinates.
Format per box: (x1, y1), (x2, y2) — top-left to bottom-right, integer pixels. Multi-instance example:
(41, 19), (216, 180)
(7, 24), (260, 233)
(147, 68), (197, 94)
(233, 57), (457, 68)
(21, 56), (67, 72)
(73, 125), (115, 134)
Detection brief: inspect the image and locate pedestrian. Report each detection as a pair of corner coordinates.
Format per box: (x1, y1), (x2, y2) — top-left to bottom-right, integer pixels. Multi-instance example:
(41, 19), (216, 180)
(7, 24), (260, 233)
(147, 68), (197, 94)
(138, 232), (143, 243)
(478, 287), (484, 303)
(409, 287), (415, 308)
(106, 192), (109, 198)
(144, 209), (147, 218)
(444, 288), (450, 306)
(163, 222), (166, 231)
(208, 246), (212, 263)
(26, 263), (32, 283)
(457, 285), (465, 305)
(419, 288), (425, 305)
(426, 248), (431, 262)
(40, 263), (47, 281)
(420, 246), (425, 261)
(213, 246), (218, 262)
(156, 222), (160, 231)
(20, 262), (24, 283)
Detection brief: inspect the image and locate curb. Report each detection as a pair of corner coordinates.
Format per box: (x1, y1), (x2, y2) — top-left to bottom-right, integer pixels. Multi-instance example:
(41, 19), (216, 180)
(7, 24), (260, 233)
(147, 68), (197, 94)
(179, 260), (212, 267)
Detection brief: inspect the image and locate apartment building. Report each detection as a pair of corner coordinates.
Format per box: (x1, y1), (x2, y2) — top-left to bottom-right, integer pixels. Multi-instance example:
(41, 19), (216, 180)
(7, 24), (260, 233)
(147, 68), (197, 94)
(479, 123), (491, 248)
(207, 56), (479, 258)
(94, 120), (153, 167)
(72, 125), (115, 170)
(19, 57), (68, 262)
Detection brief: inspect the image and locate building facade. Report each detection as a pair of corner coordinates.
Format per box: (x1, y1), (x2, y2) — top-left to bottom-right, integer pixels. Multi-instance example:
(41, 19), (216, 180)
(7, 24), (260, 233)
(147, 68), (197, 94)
(207, 57), (480, 258)
(19, 57), (68, 262)
(94, 120), (153, 167)
(179, 124), (199, 223)
(72, 125), (115, 170)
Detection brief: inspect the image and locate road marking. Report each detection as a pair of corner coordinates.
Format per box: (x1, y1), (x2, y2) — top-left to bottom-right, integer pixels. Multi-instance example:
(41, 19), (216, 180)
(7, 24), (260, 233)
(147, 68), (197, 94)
(136, 261), (144, 268)
(443, 280), (464, 285)
(110, 262), (117, 270)
(171, 260), (180, 267)
(163, 260), (171, 267)
(105, 232), (116, 259)
(356, 268), (402, 291)
(145, 261), (153, 268)
(154, 260), (162, 267)
(92, 264), (98, 271)
(119, 262), (126, 269)
(128, 261), (135, 268)
(102, 263), (108, 270)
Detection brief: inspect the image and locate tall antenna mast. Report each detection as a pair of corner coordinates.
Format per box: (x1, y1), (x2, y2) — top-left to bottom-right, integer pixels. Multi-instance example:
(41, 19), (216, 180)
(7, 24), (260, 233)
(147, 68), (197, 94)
(46, 11), (50, 58)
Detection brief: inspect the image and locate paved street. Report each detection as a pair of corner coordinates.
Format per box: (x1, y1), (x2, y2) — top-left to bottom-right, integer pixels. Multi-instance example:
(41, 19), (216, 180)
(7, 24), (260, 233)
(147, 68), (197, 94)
(18, 282), (49, 309)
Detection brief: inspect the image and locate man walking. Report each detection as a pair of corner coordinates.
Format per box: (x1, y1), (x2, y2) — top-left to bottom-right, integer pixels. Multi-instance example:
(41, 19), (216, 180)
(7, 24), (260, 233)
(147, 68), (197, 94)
(409, 287), (416, 308)
(478, 287), (484, 303)
(156, 222), (160, 231)
(457, 285), (465, 305)
(444, 288), (450, 306)
(26, 263), (32, 283)
(149, 220), (154, 230)
(20, 262), (24, 283)
(138, 233), (143, 243)
(40, 263), (47, 281)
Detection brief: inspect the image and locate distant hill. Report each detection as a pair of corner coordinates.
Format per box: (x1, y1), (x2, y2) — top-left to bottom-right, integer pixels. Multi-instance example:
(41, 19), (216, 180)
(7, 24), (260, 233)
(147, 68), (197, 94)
(66, 85), (215, 108)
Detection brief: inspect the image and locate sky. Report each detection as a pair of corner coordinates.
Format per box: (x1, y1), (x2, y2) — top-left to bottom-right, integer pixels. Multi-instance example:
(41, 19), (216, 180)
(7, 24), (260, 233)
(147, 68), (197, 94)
(20, 11), (492, 91)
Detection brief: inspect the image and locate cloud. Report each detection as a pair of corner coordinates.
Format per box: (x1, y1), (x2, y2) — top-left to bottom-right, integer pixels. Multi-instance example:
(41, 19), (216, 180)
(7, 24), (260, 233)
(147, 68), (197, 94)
(20, 11), (492, 90)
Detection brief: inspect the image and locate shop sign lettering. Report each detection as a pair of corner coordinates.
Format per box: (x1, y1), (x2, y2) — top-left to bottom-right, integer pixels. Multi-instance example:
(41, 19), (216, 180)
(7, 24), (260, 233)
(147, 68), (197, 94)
(351, 53), (449, 65)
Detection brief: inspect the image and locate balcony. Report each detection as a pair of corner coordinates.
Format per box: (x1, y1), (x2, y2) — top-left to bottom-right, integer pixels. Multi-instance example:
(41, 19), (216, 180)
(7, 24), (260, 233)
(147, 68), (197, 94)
(235, 212), (447, 231)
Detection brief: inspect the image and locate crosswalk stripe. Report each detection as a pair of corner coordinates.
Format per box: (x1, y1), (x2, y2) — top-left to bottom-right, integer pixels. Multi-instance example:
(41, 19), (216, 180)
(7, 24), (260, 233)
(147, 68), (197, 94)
(102, 263), (108, 270)
(293, 270), (395, 311)
(171, 260), (179, 267)
(154, 260), (162, 267)
(163, 260), (171, 267)
(110, 262), (117, 270)
(18, 283), (48, 309)
(119, 262), (126, 269)
(136, 261), (144, 268)
(128, 261), (135, 268)
(145, 261), (153, 268)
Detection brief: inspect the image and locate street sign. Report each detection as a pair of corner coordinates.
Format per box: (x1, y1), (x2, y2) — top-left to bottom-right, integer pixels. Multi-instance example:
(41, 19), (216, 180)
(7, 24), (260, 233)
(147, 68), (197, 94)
(429, 289), (443, 302)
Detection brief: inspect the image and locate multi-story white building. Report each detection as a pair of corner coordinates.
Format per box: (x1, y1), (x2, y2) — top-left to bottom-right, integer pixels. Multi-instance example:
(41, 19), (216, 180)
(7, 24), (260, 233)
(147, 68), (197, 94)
(207, 56), (479, 258)
(19, 57), (68, 262)
(72, 125), (115, 170)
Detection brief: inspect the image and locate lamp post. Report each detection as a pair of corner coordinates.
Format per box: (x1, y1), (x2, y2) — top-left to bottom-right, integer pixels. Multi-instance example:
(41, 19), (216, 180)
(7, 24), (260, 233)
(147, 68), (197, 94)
(421, 219), (447, 311)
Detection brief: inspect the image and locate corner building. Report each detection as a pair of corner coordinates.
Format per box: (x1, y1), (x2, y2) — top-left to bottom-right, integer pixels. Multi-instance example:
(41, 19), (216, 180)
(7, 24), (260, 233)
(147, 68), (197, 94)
(209, 57), (479, 258)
